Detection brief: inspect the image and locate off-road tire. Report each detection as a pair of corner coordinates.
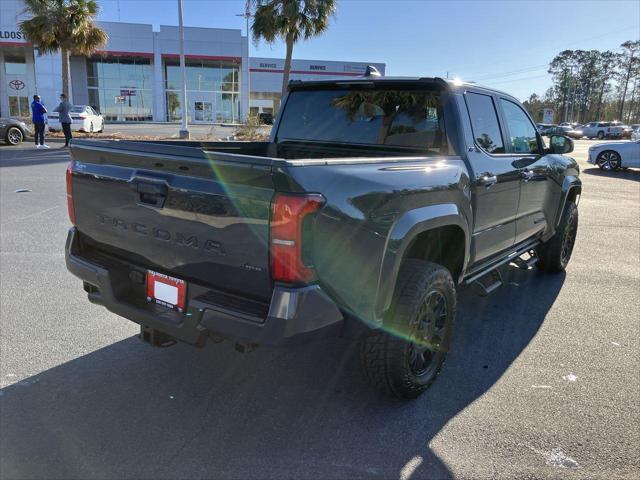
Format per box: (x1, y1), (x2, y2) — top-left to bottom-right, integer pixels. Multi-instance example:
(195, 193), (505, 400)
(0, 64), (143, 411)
(537, 202), (578, 273)
(360, 260), (456, 399)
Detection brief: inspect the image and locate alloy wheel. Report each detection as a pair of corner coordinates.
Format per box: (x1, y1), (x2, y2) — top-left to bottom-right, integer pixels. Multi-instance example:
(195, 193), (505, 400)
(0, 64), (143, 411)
(560, 212), (578, 267)
(408, 290), (448, 377)
(7, 127), (23, 145)
(597, 151), (620, 171)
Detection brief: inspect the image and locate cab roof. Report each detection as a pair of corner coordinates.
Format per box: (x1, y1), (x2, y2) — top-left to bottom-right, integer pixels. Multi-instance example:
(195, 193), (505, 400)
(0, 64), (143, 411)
(287, 75), (517, 100)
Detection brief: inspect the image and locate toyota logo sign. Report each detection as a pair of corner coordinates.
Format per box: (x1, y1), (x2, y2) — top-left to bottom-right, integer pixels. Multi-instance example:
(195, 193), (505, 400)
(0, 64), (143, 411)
(9, 79), (25, 90)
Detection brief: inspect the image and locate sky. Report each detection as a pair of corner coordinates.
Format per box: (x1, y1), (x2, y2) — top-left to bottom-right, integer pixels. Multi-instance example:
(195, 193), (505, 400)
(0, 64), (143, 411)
(97, 0), (640, 100)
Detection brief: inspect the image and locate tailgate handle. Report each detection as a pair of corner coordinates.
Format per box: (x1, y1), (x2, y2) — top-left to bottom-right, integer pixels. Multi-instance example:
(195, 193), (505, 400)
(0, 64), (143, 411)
(130, 179), (168, 208)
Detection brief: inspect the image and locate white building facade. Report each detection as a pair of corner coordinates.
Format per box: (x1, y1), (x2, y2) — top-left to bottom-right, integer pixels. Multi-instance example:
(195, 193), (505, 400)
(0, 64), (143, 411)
(0, 0), (385, 123)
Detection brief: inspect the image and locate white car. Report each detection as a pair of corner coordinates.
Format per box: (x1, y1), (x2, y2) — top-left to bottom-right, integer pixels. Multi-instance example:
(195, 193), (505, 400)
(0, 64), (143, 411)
(48, 105), (104, 133)
(588, 140), (640, 170)
(632, 127), (640, 141)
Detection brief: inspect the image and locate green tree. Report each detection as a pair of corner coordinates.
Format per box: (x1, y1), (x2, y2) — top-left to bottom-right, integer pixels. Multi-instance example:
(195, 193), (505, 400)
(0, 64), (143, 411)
(19, 0), (107, 102)
(617, 40), (640, 120)
(593, 51), (619, 120)
(252, 0), (336, 97)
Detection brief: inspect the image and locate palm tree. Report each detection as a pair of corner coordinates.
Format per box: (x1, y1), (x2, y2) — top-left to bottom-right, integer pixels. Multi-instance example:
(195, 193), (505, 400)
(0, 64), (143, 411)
(19, 0), (107, 102)
(252, 0), (336, 98)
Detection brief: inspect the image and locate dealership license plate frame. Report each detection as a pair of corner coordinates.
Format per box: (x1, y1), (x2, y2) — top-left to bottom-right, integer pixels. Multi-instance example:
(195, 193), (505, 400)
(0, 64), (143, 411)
(146, 270), (187, 313)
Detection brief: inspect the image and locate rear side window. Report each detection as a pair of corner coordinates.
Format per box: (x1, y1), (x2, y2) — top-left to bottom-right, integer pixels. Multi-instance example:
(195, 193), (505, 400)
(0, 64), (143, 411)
(277, 89), (446, 153)
(465, 92), (505, 154)
(499, 99), (539, 154)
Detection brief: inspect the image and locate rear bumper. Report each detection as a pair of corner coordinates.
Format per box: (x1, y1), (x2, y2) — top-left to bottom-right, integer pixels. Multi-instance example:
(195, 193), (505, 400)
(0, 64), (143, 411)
(65, 227), (344, 347)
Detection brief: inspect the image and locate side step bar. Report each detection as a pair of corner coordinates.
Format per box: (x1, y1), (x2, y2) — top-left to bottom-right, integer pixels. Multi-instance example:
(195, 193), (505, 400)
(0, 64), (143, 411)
(472, 269), (503, 297)
(464, 239), (540, 296)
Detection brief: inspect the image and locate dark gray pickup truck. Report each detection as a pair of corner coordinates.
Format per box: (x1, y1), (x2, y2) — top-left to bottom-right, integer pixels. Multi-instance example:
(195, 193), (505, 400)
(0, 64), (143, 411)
(65, 74), (581, 399)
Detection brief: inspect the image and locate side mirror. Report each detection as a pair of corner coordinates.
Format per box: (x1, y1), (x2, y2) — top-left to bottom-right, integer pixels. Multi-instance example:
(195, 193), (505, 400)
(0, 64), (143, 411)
(549, 134), (574, 154)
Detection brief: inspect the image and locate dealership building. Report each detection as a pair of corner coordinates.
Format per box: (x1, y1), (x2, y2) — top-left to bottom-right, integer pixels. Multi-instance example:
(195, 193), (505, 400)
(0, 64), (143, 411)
(0, 0), (385, 123)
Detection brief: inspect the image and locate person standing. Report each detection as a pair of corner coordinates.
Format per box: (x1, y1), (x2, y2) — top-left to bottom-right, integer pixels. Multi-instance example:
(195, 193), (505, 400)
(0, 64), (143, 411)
(31, 95), (49, 149)
(54, 93), (73, 147)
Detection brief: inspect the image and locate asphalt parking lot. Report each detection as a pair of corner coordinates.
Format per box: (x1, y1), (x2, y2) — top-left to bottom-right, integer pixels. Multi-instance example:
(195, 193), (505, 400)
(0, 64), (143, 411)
(0, 139), (638, 479)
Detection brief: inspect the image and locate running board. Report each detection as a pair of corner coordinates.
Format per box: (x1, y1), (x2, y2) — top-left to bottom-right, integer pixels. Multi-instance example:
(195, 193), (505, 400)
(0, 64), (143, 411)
(472, 269), (503, 297)
(464, 239), (540, 286)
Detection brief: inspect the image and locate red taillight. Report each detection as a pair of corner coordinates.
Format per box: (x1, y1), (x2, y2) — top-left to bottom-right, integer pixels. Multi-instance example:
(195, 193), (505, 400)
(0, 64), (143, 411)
(66, 162), (75, 224)
(270, 193), (324, 283)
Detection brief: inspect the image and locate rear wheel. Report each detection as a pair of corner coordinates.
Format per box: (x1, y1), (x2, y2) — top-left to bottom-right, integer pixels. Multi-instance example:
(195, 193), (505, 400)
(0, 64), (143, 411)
(360, 260), (456, 399)
(5, 126), (23, 145)
(596, 150), (621, 171)
(597, 131), (605, 139)
(538, 202), (578, 273)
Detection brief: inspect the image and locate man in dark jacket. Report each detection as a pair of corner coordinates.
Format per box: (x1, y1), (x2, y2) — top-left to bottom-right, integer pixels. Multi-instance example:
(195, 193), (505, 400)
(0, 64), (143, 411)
(31, 95), (49, 149)
(54, 93), (73, 147)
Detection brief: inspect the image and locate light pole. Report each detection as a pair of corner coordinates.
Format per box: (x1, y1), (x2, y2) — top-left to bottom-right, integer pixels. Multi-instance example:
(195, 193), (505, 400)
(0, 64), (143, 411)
(236, 1), (251, 120)
(178, 0), (190, 139)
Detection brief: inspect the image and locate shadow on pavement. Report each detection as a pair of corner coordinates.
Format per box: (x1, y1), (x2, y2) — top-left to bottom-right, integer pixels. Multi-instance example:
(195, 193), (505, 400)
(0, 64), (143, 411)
(582, 166), (640, 181)
(0, 265), (565, 479)
(0, 143), (69, 168)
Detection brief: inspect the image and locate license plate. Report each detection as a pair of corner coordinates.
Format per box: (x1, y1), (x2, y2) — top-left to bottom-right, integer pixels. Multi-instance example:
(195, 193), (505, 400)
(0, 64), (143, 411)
(146, 270), (187, 312)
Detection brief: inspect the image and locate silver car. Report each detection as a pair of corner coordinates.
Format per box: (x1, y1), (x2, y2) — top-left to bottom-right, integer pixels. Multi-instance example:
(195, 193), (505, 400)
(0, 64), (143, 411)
(0, 117), (32, 145)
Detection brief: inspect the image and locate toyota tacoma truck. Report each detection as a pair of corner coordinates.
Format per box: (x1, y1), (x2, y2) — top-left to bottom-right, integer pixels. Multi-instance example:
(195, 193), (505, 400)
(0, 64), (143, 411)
(65, 74), (581, 399)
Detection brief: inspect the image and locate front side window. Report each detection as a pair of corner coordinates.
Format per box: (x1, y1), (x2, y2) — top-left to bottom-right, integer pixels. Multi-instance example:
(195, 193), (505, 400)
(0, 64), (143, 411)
(465, 92), (504, 154)
(277, 89), (446, 152)
(499, 99), (539, 154)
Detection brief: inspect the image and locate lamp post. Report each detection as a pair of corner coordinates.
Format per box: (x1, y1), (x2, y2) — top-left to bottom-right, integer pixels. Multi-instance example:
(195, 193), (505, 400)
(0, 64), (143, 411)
(178, 0), (190, 139)
(236, 1), (251, 120)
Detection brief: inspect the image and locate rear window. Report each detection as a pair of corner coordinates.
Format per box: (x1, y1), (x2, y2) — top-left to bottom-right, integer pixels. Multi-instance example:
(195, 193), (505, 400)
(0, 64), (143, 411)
(277, 89), (446, 153)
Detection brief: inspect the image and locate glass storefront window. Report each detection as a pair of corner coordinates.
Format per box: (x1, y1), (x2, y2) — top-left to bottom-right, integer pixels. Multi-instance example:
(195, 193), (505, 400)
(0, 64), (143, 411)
(164, 59), (240, 123)
(8, 96), (29, 117)
(86, 56), (153, 121)
(4, 53), (27, 75)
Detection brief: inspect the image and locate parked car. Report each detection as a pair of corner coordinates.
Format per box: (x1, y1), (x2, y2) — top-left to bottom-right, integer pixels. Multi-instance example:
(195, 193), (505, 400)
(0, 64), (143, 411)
(588, 139), (640, 170)
(581, 121), (624, 139)
(631, 127), (640, 141)
(612, 122), (634, 139)
(557, 125), (583, 139)
(48, 105), (104, 133)
(0, 117), (32, 145)
(65, 75), (581, 399)
(542, 125), (582, 139)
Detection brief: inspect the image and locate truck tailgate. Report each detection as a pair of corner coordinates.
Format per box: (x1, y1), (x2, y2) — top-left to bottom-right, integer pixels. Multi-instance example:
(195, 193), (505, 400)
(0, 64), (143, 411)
(69, 140), (275, 302)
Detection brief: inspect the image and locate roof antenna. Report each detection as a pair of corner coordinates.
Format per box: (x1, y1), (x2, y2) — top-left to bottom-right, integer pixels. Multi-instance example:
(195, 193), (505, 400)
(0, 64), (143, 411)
(363, 65), (382, 78)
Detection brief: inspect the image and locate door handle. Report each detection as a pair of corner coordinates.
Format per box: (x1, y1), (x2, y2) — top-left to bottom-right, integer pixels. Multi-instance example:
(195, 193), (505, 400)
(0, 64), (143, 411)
(479, 174), (498, 187)
(129, 177), (168, 207)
